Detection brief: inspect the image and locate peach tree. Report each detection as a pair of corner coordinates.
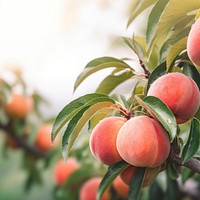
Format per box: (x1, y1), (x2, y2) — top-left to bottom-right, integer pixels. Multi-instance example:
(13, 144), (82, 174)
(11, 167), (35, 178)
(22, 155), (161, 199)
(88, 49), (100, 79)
(52, 0), (200, 199)
(0, 68), (59, 190)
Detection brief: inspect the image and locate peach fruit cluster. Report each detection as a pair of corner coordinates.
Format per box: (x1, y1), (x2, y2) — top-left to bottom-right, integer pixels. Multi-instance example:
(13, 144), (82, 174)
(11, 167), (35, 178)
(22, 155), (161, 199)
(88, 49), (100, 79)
(89, 72), (199, 196)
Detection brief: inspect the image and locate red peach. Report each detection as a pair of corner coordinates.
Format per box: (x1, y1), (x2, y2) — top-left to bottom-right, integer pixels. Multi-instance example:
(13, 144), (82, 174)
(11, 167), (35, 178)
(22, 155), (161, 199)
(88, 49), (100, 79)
(80, 177), (110, 200)
(187, 18), (200, 67)
(4, 93), (33, 119)
(54, 157), (80, 186)
(89, 117), (126, 165)
(147, 73), (199, 123)
(35, 124), (57, 151)
(116, 116), (170, 168)
(120, 165), (159, 186)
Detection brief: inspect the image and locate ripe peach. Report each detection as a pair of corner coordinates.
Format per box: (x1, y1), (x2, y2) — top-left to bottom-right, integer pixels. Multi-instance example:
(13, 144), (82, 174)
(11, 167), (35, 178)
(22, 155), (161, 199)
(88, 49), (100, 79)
(113, 176), (129, 199)
(147, 73), (200, 123)
(187, 18), (200, 67)
(35, 124), (57, 151)
(116, 116), (170, 168)
(4, 93), (33, 119)
(80, 177), (110, 200)
(54, 157), (80, 186)
(120, 165), (159, 186)
(89, 117), (126, 165)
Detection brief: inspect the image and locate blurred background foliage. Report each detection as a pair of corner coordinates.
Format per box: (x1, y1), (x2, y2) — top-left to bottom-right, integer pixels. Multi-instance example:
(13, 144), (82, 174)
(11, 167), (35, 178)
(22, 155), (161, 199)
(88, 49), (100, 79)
(0, 0), (200, 200)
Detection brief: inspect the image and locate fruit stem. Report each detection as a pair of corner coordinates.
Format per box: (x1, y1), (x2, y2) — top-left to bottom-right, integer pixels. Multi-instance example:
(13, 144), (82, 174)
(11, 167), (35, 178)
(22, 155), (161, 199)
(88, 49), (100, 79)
(115, 103), (134, 120)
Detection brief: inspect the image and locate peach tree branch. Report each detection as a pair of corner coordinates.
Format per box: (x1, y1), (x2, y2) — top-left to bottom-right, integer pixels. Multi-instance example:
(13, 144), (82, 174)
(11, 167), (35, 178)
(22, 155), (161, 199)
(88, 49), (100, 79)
(0, 122), (47, 159)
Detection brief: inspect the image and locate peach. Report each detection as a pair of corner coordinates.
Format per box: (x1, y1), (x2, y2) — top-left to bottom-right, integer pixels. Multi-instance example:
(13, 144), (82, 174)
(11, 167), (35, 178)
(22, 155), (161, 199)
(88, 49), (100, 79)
(187, 18), (200, 67)
(35, 124), (57, 151)
(4, 93), (33, 119)
(116, 116), (170, 168)
(113, 176), (129, 198)
(120, 165), (159, 187)
(147, 73), (200, 123)
(89, 116), (126, 165)
(54, 157), (80, 186)
(80, 177), (110, 200)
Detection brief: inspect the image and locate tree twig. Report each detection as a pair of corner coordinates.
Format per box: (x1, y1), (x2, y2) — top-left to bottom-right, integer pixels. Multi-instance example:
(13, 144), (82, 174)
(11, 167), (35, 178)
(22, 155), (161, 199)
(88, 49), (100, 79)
(169, 140), (200, 174)
(0, 122), (47, 158)
(139, 59), (151, 78)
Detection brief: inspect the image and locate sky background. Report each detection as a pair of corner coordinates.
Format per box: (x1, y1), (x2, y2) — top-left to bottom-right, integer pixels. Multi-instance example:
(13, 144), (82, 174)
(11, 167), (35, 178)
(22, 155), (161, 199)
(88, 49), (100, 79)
(0, 0), (143, 117)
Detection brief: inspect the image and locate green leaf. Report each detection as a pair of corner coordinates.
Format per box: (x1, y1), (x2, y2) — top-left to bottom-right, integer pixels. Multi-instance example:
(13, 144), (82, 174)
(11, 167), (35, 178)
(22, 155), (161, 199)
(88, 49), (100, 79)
(88, 107), (114, 130)
(128, 167), (147, 200)
(127, 0), (157, 27)
(64, 167), (92, 188)
(145, 62), (166, 94)
(146, 0), (169, 50)
(181, 118), (200, 164)
(51, 93), (115, 141)
(136, 96), (177, 142)
(97, 161), (129, 200)
(166, 175), (178, 200)
(167, 162), (179, 180)
(183, 63), (200, 90)
(62, 101), (115, 159)
(195, 9), (200, 20)
(96, 70), (133, 94)
(111, 94), (130, 110)
(149, 181), (165, 200)
(182, 167), (194, 184)
(159, 15), (194, 63)
(166, 37), (187, 71)
(195, 107), (200, 121)
(147, 0), (200, 58)
(133, 37), (146, 60)
(74, 57), (132, 92)
(122, 37), (136, 52)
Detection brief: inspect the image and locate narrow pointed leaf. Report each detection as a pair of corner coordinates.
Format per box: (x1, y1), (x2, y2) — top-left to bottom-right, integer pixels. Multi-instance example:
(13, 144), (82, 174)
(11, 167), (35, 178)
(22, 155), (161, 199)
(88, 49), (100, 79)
(166, 37), (187, 71)
(160, 15), (194, 63)
(111, 94), (130, 109)
(183, 63), (200, 89)
(166, 175), (178, 200)
(65, 167), (93, 187)
(147, 0), (200, 59)
(122, 37), (135, 52)
(128, 167), (147, 200)
(146, 62), (166, 94)
(181, 118), (200, 164)
(89, 107), (114, 130)
(51, 93), (114, 141)
(96, 70), (133, 94)
(146, 0), (169, 50)
(74, 57), (131, 91)
(167, 162), (179, 180)
(62, 101), (115, 159)
(136, 96), (177, 142)
(127, 0), (157, 27)
(97, 161), (129, 200)
(149, 181), (165, 200)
